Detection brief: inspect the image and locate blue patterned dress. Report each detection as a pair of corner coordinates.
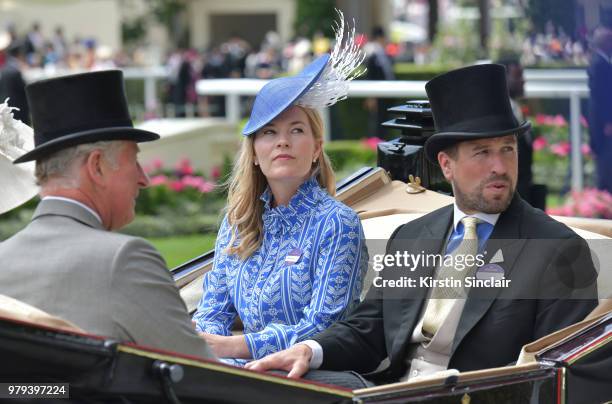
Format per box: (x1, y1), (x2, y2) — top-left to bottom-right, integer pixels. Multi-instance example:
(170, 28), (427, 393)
(193, 177), (367, 363)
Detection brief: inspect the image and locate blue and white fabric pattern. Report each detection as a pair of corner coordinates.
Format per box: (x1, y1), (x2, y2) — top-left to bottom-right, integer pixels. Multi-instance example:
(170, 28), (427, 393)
(193, 177), (367, 363)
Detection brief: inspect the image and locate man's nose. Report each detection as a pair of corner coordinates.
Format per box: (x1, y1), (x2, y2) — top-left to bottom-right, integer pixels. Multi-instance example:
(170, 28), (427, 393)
(137, 163), (150, 187)
(490, 152), (507, 174)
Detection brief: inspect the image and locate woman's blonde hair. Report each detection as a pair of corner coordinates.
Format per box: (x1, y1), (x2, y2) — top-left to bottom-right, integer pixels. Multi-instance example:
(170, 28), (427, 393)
(225, 106), (335, 259)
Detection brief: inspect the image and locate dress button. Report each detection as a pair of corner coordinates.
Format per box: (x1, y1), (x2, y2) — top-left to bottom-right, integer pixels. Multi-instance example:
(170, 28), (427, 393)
(412, 370), (419, 376)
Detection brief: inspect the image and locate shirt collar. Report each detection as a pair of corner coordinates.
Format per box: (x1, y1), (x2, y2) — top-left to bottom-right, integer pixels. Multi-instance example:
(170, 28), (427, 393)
(42, 196), (102, 224)
(260, 177), (326, 230)
(452, 203), (499, 232)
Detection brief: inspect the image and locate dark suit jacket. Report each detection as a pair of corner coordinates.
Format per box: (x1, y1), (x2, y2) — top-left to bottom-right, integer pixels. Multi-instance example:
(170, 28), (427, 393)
(588, 51), (612, 155)
(313, 194), (598, 382)
(0, 58), (29, 124)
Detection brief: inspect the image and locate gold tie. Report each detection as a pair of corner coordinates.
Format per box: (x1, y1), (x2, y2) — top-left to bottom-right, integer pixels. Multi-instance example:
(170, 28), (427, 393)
(421, 217), (481, 337)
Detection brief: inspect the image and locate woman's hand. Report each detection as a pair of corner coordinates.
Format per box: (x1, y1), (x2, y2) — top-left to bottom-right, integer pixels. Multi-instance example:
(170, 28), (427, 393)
(199, 332), (251, 359)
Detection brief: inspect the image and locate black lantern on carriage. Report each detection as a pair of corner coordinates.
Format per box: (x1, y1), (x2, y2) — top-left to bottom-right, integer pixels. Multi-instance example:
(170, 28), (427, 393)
(377, 100), (450, 193)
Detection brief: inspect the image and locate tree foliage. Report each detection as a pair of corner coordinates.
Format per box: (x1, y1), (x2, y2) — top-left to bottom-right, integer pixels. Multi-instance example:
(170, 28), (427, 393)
(295, 0), (336, 38)
(526, 0), (576, 35)
(145, 0), (187, 29)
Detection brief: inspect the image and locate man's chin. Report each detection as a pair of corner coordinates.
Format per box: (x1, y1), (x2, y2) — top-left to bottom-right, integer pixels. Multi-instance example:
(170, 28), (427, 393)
(480, 194), (513, 214)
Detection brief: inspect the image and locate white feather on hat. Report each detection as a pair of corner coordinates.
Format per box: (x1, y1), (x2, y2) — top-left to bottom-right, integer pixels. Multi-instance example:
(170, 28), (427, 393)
(296, 9), (366, 109)
(0, 99), (39, 215)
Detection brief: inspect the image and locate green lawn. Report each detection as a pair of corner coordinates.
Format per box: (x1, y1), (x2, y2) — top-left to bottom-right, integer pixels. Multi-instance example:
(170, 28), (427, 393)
(546, 193), (565, 209)
(148, 234), (216, 269)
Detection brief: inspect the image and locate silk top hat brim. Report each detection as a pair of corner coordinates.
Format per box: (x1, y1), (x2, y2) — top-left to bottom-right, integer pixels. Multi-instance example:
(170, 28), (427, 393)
(14, 127), (159, 163)
(423, 63), (531, 164)
(242, 54), (330, 136)
(14, 70), (159, 163)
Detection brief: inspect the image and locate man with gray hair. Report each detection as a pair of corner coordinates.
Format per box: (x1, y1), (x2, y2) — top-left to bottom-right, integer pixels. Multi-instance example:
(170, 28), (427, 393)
(0, 70), (214, 360)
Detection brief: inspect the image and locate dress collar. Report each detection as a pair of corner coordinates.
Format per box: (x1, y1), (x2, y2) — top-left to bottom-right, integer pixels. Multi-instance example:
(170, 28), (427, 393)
(260, 177), (327, 231)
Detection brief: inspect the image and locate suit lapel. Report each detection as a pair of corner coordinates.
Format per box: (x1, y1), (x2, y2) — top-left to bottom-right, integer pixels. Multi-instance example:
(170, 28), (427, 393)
(33, 199), (104, 230)
(389, 205), (453, 362)
(452, 195), (527, 353)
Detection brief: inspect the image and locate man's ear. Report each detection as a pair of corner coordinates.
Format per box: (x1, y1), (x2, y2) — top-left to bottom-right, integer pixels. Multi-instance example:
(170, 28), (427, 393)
(84, 150), (106, 187)
(438, 151), (454, 181)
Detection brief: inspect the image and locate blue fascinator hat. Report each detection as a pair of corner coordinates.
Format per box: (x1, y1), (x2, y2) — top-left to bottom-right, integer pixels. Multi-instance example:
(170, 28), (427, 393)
(242, 10), (365, 136)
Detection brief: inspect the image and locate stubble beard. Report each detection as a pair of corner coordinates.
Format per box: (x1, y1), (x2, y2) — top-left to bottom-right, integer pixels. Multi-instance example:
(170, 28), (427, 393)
(453, 175), (515, 214)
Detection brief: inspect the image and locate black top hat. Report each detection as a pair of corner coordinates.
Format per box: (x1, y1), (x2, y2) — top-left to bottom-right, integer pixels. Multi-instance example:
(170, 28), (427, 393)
(14, 70), (159, 163)
(423, 64), (530, 163)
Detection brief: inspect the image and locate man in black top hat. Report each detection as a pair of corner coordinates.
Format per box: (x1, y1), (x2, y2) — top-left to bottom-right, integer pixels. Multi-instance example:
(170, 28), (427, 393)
(0, 70), (214, 360)
(246, 64), (598, 386)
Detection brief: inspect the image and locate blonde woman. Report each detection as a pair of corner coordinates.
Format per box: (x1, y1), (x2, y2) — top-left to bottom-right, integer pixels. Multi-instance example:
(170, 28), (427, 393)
(193, 14), (368, 365)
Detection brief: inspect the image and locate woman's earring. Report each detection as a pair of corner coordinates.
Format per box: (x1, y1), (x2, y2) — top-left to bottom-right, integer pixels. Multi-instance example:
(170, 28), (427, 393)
(313, 158), (318, 163)
(254, 160), (259, 166)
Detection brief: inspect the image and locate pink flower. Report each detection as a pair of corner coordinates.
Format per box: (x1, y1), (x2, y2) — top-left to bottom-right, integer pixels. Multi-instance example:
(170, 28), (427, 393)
(552, 114), (567, 127)
(211, 166), (221, 180)
(563, 205), (576, 216)
(198, 181), (216, 193)
(549, 188), (612, 219)
(150, 175), (168, 186)
(533, 136), (548, 151)
(576, 201), (595, 218)
(169, 180), (185, 192)
(581, 144), (591, 156)
(550, 141), (571, 157)
(179, 175), (216, 193)
(535, 113), (549, 125)
(362, 137), (383, 151)
(580, 115), (589, 128)
(175, 158), (194, 176)
(152, 158), (163, 170)
(181, 175), (201, 188)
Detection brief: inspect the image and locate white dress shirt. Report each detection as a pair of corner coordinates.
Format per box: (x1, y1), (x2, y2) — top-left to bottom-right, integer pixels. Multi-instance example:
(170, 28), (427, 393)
(42, 196), (102, 225)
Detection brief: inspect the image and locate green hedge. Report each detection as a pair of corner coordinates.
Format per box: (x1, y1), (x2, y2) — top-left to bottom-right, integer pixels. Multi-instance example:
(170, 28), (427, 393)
(324, 140), (377, 171)
(121, 213), (222, 239)
(393, 64), (456, 80)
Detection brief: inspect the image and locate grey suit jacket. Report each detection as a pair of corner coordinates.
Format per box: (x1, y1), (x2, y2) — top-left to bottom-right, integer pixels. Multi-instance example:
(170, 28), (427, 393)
(0, 199), (214, 360)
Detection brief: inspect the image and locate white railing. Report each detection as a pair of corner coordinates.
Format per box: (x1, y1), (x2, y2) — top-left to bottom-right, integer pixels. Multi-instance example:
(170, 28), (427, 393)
(524, 69), (587, 85)
(23, 66), (168, 114)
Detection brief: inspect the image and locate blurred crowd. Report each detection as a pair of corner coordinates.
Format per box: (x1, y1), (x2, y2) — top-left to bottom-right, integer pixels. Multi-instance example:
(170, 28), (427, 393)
(0, 21), (152, 72)
(521, 22), (591, 66)
(0, 19), (605, 122)
(165, 30), (342, 117)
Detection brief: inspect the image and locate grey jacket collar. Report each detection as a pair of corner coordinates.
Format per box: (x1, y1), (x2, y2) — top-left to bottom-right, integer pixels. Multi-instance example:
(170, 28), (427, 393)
(32, 199), (105, 230)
